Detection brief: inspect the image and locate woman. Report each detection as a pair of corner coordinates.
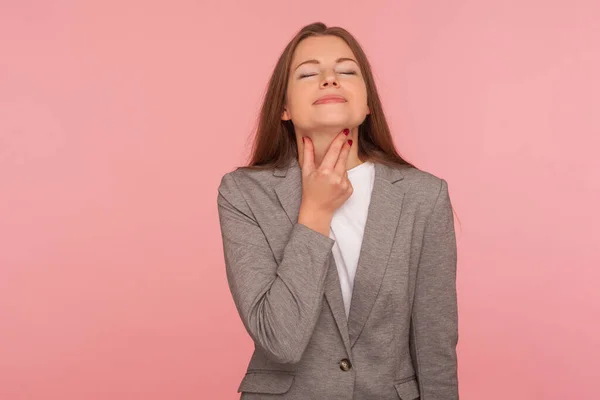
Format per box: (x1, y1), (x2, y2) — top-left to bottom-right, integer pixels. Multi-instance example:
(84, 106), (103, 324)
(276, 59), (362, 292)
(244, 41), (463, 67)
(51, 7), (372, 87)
(217, 22), (459, 400)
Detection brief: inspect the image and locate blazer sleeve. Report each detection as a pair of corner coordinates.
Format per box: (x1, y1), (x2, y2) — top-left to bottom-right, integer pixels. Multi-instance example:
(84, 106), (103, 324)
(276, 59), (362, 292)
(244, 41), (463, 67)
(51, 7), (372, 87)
(217, 172), (336, 364)
(409, 178), (459, 399)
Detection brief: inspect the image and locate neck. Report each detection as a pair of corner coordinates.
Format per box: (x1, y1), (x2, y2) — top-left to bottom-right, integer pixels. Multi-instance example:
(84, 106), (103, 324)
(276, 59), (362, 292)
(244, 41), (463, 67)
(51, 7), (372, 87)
(295, 126), (364, 170)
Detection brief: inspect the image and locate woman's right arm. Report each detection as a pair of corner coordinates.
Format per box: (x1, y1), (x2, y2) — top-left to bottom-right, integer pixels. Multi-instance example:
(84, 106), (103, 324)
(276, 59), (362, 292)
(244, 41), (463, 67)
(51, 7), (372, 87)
(217, 130), (353, 365)
(217, 172), (335, 364)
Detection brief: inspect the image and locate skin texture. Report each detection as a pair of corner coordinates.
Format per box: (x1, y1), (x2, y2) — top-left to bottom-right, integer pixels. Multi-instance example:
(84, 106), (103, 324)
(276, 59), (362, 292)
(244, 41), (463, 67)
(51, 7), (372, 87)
(281, 35), (370, 171)
(282, 35), (371, 235)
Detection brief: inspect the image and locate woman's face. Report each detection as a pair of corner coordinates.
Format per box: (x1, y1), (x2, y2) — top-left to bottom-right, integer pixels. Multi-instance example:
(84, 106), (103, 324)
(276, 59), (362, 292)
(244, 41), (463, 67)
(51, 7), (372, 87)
(282, 35), (370, 132)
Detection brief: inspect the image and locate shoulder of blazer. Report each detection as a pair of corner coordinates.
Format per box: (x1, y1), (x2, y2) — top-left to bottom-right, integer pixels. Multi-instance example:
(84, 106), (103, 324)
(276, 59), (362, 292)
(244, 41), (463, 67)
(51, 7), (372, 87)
(218, 166), (279, 200)
(397, 165), (447, 195)
(217, 166), (280, 217)
(399, 167), (451, 221)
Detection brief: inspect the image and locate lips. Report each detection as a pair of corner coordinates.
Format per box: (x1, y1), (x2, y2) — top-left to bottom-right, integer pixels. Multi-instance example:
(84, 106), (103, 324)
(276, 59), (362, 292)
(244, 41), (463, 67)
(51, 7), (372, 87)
(314, 95), (347, 104)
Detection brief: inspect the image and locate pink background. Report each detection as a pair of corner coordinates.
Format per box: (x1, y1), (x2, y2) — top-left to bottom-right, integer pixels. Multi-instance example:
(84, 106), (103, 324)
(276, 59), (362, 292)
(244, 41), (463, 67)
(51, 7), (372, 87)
(1, 1), (599, 399)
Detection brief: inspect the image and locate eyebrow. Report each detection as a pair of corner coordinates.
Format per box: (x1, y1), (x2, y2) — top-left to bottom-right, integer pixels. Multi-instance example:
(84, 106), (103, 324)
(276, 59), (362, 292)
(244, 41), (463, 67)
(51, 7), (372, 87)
(293, 57), (358, 72)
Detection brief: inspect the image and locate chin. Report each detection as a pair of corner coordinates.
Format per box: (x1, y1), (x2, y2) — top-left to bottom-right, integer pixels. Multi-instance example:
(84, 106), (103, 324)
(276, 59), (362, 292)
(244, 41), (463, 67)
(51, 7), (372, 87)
(293, 113), (365, 131)
(311, 115), (355, 128)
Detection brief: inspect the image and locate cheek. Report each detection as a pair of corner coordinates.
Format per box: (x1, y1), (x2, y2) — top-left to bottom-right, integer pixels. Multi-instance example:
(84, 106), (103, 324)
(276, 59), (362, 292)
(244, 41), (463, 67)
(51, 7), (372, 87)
(354, 83), (368, 102)
(286, 83), (299, 101)
(349, 87), (368, 109)
(288, 87), (313, 111)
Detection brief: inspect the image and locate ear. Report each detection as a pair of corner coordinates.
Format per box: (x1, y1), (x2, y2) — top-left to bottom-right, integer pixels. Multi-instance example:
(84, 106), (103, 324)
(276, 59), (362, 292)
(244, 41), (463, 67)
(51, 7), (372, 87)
(281, 106), (291, 121)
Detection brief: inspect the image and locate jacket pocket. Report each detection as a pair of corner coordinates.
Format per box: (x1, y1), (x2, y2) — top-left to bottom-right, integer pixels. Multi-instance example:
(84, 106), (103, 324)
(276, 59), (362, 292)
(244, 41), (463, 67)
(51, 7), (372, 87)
(237, 371), (295, 394)
(394, 375), (420, 400)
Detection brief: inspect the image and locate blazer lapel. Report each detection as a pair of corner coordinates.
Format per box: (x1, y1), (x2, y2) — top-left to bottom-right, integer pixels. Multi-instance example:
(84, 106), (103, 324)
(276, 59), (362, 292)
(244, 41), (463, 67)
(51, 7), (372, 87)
(347, 162), (407, 348)
(273, 157), (352, 357)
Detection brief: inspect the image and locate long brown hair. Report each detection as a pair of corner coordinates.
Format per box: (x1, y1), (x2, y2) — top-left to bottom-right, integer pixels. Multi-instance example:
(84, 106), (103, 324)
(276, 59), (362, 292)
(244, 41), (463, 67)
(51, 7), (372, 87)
(241, 22), (415, 171)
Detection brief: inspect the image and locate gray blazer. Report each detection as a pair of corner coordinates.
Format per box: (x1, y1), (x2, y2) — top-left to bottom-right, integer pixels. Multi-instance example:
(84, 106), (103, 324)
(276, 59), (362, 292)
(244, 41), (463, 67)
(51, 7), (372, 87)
(217, 157), (459, 400)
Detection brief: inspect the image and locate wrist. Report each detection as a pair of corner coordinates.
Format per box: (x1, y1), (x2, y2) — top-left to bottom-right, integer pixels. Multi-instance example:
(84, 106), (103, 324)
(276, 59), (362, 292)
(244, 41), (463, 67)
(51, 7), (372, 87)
(298, 206), (332, 237)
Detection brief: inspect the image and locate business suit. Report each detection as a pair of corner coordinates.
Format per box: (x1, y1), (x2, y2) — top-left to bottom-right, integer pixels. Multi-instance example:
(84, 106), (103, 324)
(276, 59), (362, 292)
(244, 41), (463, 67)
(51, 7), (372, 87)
(217, 156), (459, 399)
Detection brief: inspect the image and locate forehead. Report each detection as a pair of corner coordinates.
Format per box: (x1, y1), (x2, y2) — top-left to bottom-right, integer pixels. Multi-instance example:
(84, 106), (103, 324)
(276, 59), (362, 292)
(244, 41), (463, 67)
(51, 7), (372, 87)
(291, 35), (355, 65)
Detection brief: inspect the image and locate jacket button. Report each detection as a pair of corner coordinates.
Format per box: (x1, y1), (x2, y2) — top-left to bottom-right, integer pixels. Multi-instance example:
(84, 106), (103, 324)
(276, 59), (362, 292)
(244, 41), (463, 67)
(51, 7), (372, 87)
(339, 358), (352, 371)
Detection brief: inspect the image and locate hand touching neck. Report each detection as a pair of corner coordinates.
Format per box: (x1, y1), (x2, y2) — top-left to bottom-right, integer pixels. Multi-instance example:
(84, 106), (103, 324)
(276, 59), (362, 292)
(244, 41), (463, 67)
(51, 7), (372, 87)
(296, 127), (363, 170)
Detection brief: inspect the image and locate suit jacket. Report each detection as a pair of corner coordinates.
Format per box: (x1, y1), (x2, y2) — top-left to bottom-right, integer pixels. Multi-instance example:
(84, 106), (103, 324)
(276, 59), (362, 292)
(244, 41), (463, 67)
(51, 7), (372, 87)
(217, 157), (459, 400)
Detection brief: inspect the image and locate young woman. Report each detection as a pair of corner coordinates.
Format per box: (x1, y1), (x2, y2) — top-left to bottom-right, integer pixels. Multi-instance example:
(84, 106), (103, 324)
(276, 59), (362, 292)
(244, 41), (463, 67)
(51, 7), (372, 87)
(217, 22), (459, 400)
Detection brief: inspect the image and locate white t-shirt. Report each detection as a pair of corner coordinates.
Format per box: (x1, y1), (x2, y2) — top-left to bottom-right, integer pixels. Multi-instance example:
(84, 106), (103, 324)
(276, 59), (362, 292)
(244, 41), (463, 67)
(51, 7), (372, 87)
(328, 160), (375, 318)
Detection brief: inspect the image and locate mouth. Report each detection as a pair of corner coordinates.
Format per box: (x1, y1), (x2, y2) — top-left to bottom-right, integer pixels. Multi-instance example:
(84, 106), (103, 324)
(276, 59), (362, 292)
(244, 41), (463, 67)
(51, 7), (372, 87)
(314, 95), (347, 105)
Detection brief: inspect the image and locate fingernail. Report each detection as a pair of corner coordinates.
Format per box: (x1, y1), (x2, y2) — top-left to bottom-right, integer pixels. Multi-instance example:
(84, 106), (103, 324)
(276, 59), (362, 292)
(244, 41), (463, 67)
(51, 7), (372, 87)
(343, 129), (349, 136)
(348, 139), (353, 146)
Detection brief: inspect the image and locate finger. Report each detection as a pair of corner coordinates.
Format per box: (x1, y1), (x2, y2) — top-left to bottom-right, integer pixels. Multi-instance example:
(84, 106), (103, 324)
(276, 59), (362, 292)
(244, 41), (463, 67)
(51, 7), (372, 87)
(320, 129), (349, 170)
(334, 139), (352, 176)
(301, 136), (315, 176)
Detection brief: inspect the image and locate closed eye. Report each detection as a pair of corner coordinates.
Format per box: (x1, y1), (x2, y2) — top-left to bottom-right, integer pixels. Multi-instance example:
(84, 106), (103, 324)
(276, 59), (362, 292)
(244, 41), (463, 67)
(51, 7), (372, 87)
(299, 71), (357, 79)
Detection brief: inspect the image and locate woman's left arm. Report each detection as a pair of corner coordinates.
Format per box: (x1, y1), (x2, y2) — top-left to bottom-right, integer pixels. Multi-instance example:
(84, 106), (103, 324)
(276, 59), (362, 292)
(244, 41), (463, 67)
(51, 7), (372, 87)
(410, 178), (459, 400)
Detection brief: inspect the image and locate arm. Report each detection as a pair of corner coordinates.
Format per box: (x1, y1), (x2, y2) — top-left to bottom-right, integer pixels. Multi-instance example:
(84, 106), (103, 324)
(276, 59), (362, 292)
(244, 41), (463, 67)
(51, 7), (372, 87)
(217, 173), (335, 364)
(409, 178), (459, 399)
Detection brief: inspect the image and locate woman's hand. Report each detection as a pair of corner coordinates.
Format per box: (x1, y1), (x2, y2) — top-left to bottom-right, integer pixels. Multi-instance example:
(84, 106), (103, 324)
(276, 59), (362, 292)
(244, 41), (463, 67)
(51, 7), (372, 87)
(298, 129), (353, 236)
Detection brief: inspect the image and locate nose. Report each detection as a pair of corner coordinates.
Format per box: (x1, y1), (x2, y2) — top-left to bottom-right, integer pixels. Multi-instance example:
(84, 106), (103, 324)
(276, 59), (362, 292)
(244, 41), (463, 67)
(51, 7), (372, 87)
(320, 71), (339, 88)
